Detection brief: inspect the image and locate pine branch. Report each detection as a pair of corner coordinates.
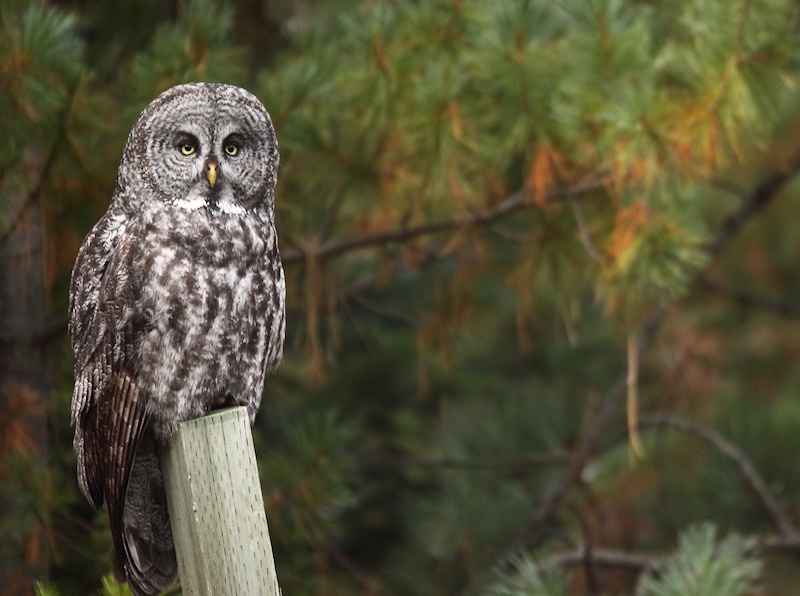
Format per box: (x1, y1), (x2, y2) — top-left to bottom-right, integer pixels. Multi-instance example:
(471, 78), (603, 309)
(746, 533), (800, 556)
(548, 547), (659, 573)
(324, 538), (380, 595)
(703, 158), (800, 259)
(0, 74), (83, 247)
(0, 144), (60, 247)
(359, 452), (569, 471)
(471, 311), (665, 596)
(637, 413), (798, 539)
(501, 413), (799, 588)
(568, 505), (601, 595)
(469, 160), (800, 594)
(542, 533), (800, 574)
(696, 277), (800, 319)
(281, 172), (610, 264)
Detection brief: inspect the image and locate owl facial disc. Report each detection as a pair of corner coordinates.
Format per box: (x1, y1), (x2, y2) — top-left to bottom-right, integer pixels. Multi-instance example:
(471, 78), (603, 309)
(125, 82), (279, 218)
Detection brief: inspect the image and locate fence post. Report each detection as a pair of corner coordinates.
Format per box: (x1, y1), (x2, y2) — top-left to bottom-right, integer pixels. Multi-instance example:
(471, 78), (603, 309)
(159, 406), (280, 595)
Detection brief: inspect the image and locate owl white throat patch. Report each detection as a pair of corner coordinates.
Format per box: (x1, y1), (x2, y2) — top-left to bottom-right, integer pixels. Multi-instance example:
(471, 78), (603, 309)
(176, 188), (246, 215)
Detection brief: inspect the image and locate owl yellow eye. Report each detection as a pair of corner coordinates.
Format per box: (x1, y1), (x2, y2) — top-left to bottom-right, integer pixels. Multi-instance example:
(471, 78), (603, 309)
(224, 144), (239, 156)
(180, 143), (196, 156)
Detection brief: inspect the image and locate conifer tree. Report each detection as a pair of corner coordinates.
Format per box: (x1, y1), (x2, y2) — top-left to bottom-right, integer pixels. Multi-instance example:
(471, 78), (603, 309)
(0, 2), (85, 590)
(4, 0), (800, 594)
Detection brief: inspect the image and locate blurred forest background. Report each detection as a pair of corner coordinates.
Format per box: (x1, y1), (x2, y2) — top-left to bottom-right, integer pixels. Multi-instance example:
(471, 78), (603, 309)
(4, 0), (800, 594)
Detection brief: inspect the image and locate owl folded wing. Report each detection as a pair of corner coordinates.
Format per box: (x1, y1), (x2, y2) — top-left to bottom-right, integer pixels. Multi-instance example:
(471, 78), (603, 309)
(69, 219), (159, 586)
(84, 369), (149, 533)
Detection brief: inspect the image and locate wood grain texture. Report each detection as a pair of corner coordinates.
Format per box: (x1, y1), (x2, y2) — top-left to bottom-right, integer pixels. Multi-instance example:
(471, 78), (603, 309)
(160, 407), (280, 595)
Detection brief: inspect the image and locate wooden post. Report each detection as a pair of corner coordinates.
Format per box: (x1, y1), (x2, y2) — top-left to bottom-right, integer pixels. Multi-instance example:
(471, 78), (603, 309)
(159, 407), (280, 595)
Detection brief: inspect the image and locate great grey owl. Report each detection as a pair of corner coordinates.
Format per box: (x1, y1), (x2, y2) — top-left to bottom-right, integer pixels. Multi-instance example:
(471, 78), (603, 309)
(69, 83), (285, 595)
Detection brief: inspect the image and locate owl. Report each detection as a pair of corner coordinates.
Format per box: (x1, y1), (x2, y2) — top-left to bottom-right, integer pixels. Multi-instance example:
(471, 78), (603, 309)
(68, 83), (285, 595)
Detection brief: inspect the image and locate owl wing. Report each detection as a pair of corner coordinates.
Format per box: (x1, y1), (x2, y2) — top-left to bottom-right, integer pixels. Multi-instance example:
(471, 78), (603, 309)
(69, 210), (127, 423)
(68, 210), (150, 524)
(70, 213), (178, 594)
(83, 369), (148, 545)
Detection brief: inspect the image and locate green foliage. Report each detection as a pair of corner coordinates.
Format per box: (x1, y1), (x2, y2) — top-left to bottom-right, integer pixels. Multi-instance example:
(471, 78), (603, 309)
(262, 408), (357, 544)
(0, 0), (82, 178)
(38, 573), (137, 596)
(34, 580), (59, 596)
(637, 524), (762, 596)
(0, 450), (52, 591)
(122, 0), (246, 107)
(0, 1), (83, 110)
(6, 0), (800, 593)
(99, 574), (133, 596)
(264, 0), (799, 337)
(487, 555), (568, 596)
(486, 524), (762, 596)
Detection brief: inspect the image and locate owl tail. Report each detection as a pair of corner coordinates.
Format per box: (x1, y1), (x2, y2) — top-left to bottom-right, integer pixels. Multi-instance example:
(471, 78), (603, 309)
(79, 371), (177, 594)
(115, 431), (178, 596)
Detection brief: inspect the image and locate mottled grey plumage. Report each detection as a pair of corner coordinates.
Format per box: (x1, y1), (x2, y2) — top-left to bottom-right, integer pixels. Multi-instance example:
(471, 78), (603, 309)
(69, 83), (285, 595)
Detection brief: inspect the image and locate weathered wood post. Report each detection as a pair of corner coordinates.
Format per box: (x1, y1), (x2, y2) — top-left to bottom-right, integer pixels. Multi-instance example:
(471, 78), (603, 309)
(159, 407), (280, 595)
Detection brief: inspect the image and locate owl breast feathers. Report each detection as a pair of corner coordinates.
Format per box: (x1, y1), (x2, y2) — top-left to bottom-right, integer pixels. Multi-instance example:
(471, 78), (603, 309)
(68, 83), (285, 595)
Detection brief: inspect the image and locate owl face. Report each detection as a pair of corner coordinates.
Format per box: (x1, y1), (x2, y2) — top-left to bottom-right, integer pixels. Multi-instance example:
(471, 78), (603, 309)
(123, 83), (278, 215)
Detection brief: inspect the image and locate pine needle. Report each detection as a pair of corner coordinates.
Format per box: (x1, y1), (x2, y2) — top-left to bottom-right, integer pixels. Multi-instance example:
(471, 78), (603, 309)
(627, 330), (645, 460)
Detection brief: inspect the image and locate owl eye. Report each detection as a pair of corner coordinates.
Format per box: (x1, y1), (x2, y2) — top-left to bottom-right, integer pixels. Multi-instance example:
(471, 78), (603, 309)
(224, 144), (239, 157)
(179, 143), (196, 156)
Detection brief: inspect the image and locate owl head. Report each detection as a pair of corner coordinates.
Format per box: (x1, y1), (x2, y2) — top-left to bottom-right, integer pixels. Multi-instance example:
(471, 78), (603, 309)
(117, 83), (279, 215)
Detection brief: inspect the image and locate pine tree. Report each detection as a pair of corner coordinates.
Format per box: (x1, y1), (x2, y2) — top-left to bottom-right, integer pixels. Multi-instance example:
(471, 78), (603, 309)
(4, 0), (800, 594)
(257, 1), (800, 592)
(0, 2), (85, 591)
(636, 524), (761, 596)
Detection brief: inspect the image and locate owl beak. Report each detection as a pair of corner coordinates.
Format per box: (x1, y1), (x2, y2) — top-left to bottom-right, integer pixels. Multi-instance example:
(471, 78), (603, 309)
(206, 160), (218, 189)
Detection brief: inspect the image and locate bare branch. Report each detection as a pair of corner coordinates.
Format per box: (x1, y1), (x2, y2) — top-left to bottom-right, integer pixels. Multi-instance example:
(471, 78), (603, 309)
(544, 533), (800, 573)
(703, 159), (800, 259)
(746, 533), (800, 556)
(638, 413), (798, 539)
(486, 312), (665, 578)
(480, 411), (799, 594)
(324, 538), (380, 595)
(567, 505), (601, 595)
(569, 197), (603, 264)
(548, 547), (659, 573)
(1, 76), (83, 246)
(696, 277), (800, 319)
(359, 452), (569, 471)
(282, 172), (610, 264)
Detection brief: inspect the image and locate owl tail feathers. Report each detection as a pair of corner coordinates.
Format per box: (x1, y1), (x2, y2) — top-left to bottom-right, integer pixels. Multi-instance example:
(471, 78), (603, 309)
(111, 510), (178, 596)
(116, 432), (178, 595)
(114, 531), (177, 596)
